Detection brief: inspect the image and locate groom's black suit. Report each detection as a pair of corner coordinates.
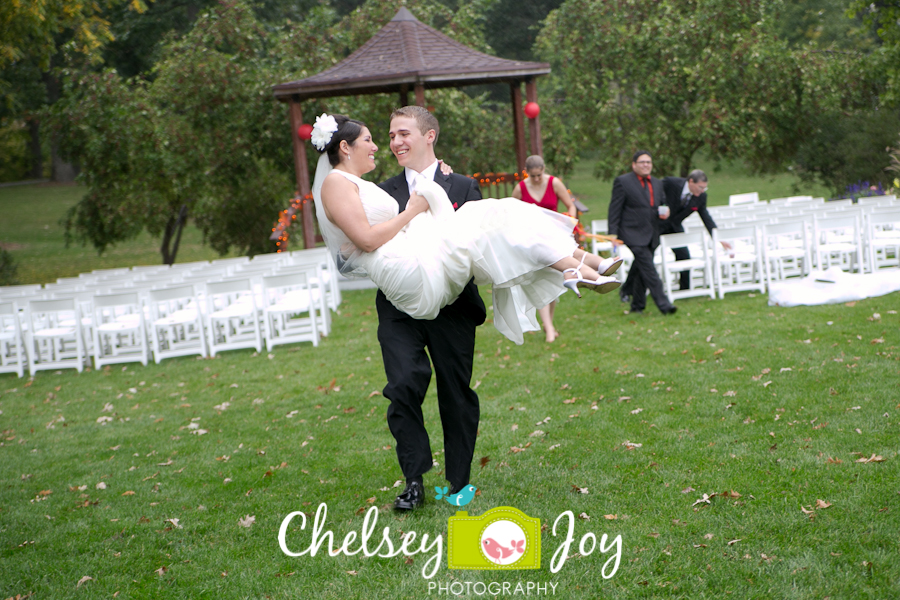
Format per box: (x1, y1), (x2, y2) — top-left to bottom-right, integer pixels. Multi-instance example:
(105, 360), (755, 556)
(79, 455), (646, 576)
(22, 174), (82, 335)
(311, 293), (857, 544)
(376, 169), (485, 491)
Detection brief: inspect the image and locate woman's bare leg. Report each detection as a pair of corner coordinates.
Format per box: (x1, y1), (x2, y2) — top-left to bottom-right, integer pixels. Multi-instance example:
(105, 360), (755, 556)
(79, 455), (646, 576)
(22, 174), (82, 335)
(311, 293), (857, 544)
(538, 301), (558, 342)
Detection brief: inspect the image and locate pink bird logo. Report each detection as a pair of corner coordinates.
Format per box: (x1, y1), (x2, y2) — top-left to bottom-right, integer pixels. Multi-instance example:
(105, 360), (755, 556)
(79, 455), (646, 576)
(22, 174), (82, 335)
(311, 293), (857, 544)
(482, 538), (525, 562)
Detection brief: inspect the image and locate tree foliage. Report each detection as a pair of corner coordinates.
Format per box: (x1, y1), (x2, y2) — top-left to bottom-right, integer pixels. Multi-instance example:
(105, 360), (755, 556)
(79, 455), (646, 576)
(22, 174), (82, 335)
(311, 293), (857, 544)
(850, 0), (900, 105)
(52, 0), (516, 261)
(534, 0), (876, 180)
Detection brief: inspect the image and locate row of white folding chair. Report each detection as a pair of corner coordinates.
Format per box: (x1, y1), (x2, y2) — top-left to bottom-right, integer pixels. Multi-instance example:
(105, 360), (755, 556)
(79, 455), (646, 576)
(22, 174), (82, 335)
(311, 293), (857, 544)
(1, 277), (320, 375)
(865, 209), (900, 271)
(0, 301), (25, 378)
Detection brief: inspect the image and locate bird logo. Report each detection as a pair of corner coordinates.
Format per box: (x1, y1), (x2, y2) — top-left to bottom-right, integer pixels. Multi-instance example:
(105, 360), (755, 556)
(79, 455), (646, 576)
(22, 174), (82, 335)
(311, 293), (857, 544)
(434, 484), (477, 507)
(482, 537), (525, 562)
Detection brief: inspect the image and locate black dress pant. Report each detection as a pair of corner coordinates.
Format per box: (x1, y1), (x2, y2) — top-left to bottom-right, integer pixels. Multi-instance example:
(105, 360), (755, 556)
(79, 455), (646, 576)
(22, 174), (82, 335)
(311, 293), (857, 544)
(673, 246), (692, 289)
(622, 242), (675, 313)
(377, 302), (479, 491)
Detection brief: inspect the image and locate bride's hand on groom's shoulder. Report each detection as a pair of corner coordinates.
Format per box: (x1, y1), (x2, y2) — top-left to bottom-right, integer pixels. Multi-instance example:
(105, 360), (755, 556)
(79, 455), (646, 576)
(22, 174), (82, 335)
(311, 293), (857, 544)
(438, 160), (454, 175)
(407, 192), (429, 216)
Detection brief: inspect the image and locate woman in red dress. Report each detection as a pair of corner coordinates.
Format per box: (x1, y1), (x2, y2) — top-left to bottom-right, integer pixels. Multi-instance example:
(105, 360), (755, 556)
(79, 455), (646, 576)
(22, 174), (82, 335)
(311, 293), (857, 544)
(512, 155), (578, 343)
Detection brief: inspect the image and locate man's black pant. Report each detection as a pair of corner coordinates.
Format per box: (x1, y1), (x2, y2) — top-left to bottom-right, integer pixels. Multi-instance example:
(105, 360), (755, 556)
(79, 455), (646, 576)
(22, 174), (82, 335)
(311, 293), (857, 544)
(673, 246), (691, 290)
(377, 303), (479, 491)
(622, 243), (675, 313)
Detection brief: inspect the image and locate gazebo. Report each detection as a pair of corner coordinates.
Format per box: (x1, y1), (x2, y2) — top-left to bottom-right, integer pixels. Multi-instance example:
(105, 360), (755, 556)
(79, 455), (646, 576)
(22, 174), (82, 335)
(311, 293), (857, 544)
(272, 7), (551, 249)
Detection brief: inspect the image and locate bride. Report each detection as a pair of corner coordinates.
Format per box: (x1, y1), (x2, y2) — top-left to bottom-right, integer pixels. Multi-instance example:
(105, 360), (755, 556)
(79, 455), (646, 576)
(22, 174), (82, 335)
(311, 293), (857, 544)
(312, 113), (621, 344)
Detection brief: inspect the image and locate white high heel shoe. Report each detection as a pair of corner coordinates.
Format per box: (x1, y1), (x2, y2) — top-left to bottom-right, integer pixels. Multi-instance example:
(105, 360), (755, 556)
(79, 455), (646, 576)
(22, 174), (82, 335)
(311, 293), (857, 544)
(563, 255), (621, 298)
(597, 255), (624, 276)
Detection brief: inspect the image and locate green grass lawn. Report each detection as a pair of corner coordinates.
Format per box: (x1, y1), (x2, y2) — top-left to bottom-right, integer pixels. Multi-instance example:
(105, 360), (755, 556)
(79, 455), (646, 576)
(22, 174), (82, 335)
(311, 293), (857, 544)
(0, 183), (238, 285)
(1, 287), (898, 599)
(1, 169), (897, 598)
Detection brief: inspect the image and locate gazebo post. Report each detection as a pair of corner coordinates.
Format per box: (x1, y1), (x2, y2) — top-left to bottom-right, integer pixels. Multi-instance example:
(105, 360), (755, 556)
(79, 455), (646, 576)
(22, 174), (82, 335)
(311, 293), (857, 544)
(525, 78), (543, 158)
(288, 99), (316, 249)
(400, 84), (409, 107)
(510, 82), (527, 174)
(414, 83), (425, 107)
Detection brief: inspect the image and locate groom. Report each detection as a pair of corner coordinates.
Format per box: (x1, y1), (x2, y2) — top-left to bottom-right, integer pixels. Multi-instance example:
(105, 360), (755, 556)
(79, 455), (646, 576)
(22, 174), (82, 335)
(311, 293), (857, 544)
(377, 105), (485, 510)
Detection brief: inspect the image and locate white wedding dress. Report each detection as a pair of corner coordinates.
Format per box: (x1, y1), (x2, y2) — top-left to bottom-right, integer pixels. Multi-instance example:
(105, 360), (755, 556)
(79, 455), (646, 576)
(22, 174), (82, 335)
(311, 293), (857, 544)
(314, 164), (578, 344)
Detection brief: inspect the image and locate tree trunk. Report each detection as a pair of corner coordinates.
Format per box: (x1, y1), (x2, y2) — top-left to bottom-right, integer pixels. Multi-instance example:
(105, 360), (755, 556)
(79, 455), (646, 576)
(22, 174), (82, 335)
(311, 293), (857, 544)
(160, 204), (188, 265)
(42, 70), (78, 183)
(27, 119), (43, 179)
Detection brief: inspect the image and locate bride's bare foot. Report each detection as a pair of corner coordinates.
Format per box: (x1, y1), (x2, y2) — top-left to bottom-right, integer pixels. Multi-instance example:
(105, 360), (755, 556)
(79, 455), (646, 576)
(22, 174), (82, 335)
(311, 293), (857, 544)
(544, 327), (558, 343)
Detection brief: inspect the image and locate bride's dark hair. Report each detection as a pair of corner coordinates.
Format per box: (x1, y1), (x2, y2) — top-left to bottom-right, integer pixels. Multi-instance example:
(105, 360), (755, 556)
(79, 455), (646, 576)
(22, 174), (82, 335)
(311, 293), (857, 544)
(321, 115), (368, 167)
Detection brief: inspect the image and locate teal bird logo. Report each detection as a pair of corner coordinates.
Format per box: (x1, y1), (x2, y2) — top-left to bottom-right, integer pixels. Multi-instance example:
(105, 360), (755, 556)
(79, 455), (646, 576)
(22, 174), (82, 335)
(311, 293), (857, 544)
(434, 484), (477, 507)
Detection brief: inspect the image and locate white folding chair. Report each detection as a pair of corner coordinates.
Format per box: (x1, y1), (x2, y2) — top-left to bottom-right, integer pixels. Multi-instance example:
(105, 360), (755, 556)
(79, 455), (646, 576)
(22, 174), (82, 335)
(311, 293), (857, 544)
(290, 247), (342, 313)
(658, 231), (716, 301)
(261, 270), (321, 350)
(864, 210), (900, 272)
(0, 301), (25, 378)
(148, 285), (207, 363)
(812, 214), (864, 273)
(589, 219), (615, 256)
(91, 292), (149, 368)
(24, 298), (86, 375)
(712, 225), (766, 298)
(204, 279), (263, 356)
(729, 192), (759, 206)
(762, 221), (812, 288)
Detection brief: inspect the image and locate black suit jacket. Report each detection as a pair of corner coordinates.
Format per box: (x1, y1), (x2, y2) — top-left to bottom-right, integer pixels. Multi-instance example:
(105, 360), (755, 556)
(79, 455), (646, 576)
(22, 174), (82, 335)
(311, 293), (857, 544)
(376, 169), (486, 324)
(608, 171), (665, 248)
(660, 177), (718, 235)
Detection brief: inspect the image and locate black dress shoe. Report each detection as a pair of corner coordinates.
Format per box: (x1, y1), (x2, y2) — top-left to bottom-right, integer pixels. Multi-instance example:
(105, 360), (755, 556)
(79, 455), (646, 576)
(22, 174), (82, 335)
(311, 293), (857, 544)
(449, 483), (466, 496)
(394, 481), (425, 511)
(619, 289), (631, 304)
(629, 308), (643, 315)
(662, 305), (678, 315)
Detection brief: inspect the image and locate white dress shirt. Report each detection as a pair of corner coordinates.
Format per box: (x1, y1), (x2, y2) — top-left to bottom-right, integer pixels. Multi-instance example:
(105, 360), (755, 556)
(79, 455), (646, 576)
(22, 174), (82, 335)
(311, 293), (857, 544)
(405, 160), (440, 194)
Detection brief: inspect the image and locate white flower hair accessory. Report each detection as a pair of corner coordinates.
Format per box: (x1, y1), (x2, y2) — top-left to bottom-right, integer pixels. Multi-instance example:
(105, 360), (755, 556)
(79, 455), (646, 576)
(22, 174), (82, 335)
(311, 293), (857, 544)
(311, 113), (339, 151)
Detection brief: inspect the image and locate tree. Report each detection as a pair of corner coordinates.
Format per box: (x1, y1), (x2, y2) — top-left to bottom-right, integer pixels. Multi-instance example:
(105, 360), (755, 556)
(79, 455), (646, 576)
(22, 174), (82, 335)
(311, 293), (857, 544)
(53, 0), (514, 262)
(850, 0), (900, 105)
(534, 0), (871, 179)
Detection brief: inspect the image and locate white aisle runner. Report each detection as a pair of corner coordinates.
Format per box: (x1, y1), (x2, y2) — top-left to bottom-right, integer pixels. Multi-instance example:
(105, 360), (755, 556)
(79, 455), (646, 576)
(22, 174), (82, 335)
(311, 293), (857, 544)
(768, 267), (900, 307)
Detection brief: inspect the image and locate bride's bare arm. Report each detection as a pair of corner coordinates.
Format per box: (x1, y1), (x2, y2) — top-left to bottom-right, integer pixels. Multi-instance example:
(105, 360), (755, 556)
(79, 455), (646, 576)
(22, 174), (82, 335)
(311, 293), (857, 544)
(321, 174), (428, 253)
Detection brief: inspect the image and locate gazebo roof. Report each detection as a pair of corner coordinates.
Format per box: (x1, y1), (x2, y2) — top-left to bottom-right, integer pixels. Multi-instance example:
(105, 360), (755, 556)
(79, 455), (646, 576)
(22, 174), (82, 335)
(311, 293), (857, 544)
(272, 7), (550, 101)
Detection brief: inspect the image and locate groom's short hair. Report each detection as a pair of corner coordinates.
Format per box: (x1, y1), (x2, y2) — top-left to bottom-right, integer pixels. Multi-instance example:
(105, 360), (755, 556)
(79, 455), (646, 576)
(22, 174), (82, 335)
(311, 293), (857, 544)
(391, 106), (440, 145)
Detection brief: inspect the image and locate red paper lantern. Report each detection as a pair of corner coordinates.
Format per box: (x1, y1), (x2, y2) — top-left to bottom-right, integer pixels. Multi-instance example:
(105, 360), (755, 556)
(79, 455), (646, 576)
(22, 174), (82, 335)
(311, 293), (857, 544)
(524, 102), (540, 119)
(297, 123), (313, 140)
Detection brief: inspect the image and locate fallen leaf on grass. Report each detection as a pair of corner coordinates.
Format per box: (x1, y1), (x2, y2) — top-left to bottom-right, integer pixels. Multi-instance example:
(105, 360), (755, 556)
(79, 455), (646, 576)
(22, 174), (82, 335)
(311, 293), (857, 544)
(578, 512), (591, 521)
(155, 566), (167, 577)
(480, 456), (490, 469)
(603, 514), (617, 520)
(816, 499), (832, 509)
(571, 485), (589, 494)
(95, 482), (107, 490)
(346, 571), (358, 576)
(76, 576), (93, 588)
(165, 518), (182, 529)
(727, 539), (742, 546)
(238, 515), (255, 528)
(622, 440), (642, 450)
(121, 491), (135, 496)
(854, 453), (885, 463)
(681, 487), (695, 494)
(826, 457), (843, 464)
